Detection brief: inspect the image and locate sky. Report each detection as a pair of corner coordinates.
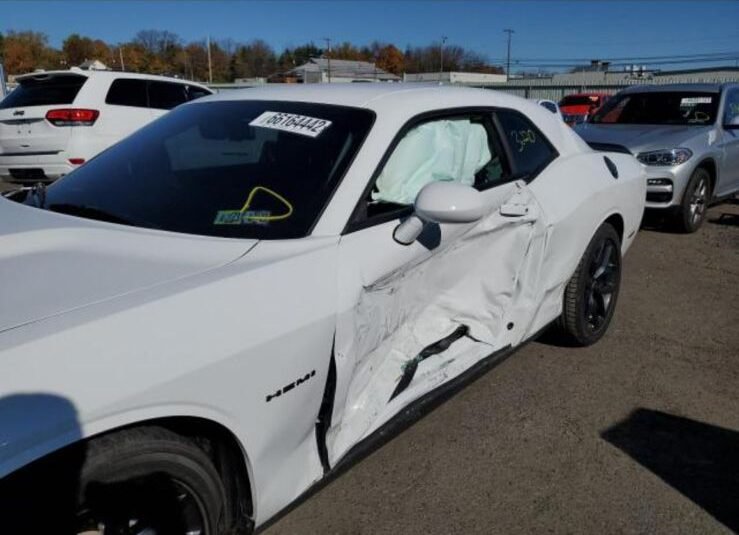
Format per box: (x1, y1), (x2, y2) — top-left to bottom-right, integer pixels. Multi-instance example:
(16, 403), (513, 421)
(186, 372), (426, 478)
(4, 0), (739, 71)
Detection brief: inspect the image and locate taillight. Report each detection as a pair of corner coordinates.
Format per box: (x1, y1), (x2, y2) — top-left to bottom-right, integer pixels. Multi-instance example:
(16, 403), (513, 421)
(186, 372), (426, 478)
(45, 109), (99, 126)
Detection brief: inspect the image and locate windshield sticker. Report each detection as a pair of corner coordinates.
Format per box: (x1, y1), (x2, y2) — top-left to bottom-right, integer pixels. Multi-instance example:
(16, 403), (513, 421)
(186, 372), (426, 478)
(249, 111), (332, 138)
(214, 186), (294, 226)
(681, 97), (712, 105)
(511, 129), (536, 152)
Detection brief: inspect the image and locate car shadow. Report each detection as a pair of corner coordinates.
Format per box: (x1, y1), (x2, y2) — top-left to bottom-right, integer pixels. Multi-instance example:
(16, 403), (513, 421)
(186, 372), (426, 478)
(639, 209), (682, 234)
(708, 212), (739, 227)
(0, 393), (84, 533)
(601, 408), (739, 532)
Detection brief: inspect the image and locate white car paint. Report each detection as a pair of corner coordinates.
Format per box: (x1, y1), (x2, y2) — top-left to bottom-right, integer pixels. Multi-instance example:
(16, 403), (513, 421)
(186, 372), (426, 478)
(0, 69), (211, 183)
(0, 84), (646, 528)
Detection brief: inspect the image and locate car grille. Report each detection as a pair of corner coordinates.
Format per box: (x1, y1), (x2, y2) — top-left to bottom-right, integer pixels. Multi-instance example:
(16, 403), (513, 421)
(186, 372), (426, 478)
(586, 142), (632, 155)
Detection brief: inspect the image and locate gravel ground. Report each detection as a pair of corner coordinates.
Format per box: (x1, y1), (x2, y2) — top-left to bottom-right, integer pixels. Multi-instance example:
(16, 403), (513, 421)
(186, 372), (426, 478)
(264, 203), (739, 535)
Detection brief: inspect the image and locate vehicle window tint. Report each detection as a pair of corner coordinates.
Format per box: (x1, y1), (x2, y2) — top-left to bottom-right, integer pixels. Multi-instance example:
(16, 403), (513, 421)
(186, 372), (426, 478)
(187, 86), (212, 101)
(540, 101), (558, 114)
(105, 78), (148, 107)
(360, 114), (508, 220)
(0, 74), (87, 109)
(590, 92), (719, 125)
(496, 109), (556, 179)
(723, 88), (739, 126)
(148, 81), (188, 110)
(35, 101), (375, 240)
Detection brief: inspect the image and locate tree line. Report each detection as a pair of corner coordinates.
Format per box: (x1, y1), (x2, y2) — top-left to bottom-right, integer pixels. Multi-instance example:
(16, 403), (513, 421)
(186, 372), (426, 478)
(0, 29), (503, 81)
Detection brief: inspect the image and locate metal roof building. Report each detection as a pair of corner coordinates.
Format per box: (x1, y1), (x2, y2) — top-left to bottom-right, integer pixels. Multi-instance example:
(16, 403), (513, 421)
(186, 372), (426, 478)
(286, 58), (400, 83)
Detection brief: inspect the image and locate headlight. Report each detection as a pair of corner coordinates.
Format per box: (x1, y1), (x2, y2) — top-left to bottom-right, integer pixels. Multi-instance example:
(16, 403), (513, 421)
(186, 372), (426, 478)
(637, 148), (692, 166)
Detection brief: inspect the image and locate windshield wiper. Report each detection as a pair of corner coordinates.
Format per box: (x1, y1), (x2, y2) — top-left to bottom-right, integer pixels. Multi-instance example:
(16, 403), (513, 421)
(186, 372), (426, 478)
(47, 203), (137, 226)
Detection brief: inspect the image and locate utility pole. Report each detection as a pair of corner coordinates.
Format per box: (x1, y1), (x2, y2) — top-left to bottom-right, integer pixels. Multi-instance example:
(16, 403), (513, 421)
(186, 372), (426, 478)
(323, 37), (332, 83)
(504, 29), (514, 82)
(440, 35), (448, 78)
(119, 46), (125, 71)
(207, 35), (213, 84)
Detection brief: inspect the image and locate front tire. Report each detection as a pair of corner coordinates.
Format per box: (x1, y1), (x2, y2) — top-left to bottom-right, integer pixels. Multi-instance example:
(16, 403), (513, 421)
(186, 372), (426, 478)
(76, 427), (232, 534)
(1, 427), (234, 534)
(559, 223), (622, 346)
(675, 167), (711, 233)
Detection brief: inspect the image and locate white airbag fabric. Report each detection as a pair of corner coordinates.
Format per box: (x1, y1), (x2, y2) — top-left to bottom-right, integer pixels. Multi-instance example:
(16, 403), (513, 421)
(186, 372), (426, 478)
(372, 120), (492, 205)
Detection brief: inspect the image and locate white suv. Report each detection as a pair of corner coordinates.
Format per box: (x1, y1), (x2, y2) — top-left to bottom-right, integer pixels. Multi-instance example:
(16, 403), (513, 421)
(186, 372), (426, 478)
(0, 69), (212, 184)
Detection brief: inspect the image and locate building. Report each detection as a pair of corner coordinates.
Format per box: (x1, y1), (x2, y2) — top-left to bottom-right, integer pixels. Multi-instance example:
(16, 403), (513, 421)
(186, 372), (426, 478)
(403, 71), (506, 84)
(285, 58), (400, 83)
(78, 59), (110, 71)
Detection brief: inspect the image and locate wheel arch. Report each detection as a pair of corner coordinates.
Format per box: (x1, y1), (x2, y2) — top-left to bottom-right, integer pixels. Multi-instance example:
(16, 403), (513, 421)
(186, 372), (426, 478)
(602, 212), (624, 244)
(1, 411), (257, 532)
(694, 157), (718, 199)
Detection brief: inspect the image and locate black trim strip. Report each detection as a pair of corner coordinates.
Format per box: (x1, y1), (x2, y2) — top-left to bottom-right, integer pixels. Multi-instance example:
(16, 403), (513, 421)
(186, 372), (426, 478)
(315, 341), (337, 474)
(389, 325), (470, 401)
(1, 150), (62, 157)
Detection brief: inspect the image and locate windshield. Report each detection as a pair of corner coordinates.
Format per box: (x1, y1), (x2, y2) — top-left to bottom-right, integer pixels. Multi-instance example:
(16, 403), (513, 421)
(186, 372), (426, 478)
(24, 100), (374, 239)
(0, 74), (88, 109)
(590, 91), (718, 125)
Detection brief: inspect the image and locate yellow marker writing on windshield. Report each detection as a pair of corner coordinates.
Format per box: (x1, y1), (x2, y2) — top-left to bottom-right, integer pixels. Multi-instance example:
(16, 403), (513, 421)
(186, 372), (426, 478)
(214, 186), (294, 225)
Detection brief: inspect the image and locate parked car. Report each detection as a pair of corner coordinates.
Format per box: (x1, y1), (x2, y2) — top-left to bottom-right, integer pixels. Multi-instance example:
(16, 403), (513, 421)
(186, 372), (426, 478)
(575, 83), (739, 232)
(532, 98), (564, 120)
(0, 85), (645, 533)
(559, 92), (609, 126)
(0, 68), (212, 184)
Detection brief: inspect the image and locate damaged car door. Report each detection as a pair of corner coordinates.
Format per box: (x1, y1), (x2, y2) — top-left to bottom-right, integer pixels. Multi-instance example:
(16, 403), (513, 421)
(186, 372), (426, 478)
(326, 110), (551, 464)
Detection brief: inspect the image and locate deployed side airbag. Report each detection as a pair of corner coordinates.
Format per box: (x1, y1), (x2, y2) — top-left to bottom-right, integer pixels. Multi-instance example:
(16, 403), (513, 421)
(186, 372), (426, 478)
(372, 120), (492, 205)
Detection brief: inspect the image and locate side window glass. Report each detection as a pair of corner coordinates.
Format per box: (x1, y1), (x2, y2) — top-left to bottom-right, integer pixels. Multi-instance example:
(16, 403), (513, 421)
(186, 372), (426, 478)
(723, 89), (739, 126)
(148, 81), (189, 110)
(105, 79), (148, 108)
(187, 86), (212, 101)
(361, 116), (509, 223)
(496, 110), (555, 178)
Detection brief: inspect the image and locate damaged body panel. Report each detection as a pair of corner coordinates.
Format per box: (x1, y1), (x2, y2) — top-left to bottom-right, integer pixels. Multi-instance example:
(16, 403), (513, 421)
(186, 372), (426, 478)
(0, 84), (645, 531)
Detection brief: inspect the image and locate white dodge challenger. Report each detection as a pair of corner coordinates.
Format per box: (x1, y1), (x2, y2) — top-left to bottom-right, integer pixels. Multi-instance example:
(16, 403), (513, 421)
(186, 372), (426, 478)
(0, 85), (645, 533)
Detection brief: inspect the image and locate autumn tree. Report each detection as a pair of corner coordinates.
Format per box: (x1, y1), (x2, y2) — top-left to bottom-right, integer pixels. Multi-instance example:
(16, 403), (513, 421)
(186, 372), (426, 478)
(62, 34), (111, 66)
(230, 39), (277, 79)
(374, 43), (404, 75)
(3, 31), (59, 74)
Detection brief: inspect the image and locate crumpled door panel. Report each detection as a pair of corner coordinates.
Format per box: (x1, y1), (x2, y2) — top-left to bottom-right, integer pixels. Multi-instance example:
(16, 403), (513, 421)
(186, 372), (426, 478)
(329, 184), (548, 463)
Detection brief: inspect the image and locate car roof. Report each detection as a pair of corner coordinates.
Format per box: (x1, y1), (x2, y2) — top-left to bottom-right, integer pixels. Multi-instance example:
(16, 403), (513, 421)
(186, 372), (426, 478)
(15, 69), (210, 89)
(561, 92), (610, 97)
(201, 83), (588, 157)
(208, 83), (531, 113)
(619, 83), (727, 94)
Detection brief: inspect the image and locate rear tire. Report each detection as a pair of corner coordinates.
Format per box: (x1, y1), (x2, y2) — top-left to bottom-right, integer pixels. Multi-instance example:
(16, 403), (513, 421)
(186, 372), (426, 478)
(675, 167), (711, 233)
(559, 223), (622, 346)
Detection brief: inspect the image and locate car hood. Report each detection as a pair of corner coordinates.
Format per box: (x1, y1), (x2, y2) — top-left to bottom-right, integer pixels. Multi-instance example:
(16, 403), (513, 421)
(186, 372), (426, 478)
(0, 197), (256, 333)
(574, 123), (713, 154)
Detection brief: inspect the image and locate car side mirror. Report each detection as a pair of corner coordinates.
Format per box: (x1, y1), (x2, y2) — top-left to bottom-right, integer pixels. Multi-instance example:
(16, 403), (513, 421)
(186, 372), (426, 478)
(393, 182), (486, 245)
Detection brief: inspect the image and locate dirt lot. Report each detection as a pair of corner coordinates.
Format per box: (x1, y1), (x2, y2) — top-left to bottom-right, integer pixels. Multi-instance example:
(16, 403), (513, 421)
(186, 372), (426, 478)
(265, 204), (739, 535)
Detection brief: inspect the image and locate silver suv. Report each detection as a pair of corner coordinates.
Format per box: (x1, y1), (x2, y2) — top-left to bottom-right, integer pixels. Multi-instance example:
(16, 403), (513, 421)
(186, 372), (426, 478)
(575, 83), (739, 232)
